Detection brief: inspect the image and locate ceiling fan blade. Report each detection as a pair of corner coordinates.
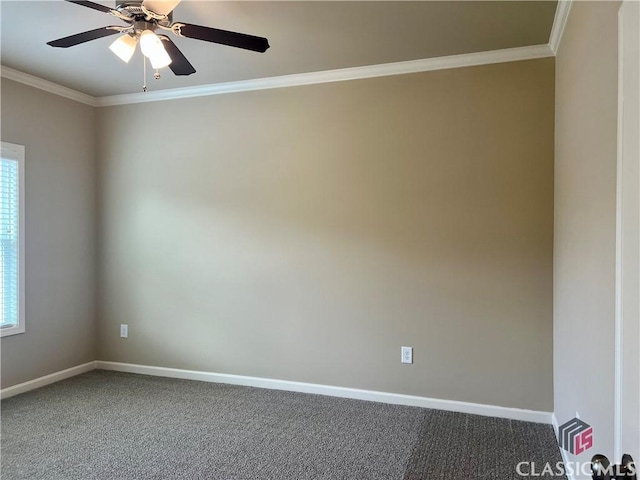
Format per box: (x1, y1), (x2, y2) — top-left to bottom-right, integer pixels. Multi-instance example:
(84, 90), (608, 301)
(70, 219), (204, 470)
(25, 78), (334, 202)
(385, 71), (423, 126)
(47, 27), (120, 48)
(158, 36), (196, 76)
(177, 23), (270, 53)
(65, 0), (115, 14)
(142, 0), (181, 16)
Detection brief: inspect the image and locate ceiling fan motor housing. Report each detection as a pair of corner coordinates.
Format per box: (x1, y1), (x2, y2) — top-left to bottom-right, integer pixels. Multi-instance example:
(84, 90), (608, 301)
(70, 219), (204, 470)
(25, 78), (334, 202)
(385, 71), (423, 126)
(116, 1), (173, 27)
(133, 20), (158, 34)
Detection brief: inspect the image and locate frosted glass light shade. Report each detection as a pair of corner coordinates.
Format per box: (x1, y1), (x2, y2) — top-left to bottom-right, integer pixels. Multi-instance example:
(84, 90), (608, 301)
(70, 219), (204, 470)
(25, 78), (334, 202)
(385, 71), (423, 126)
(149, 48), (172, 69)
(139, 30), (161, 57)
(140, 30), (172, 68)
(109, 34), (137, 63)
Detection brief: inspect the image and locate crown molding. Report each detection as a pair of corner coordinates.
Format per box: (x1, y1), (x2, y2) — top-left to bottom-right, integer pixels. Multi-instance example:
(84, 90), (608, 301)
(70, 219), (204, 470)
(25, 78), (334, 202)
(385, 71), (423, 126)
(2, 44), (554, 108)
(0, 66), (98, 107)
(549, 0), (573, 55)
(96, 44), (554, 106)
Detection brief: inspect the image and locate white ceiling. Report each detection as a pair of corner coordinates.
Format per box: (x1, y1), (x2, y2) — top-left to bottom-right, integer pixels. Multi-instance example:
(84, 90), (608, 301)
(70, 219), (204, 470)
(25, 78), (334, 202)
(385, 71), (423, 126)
(0, 1), (557, 97)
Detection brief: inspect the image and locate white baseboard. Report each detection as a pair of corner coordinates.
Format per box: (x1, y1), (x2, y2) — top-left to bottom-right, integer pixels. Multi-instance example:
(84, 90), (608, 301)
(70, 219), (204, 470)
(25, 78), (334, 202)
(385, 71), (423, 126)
(1, 359), (553, 424)
(0, 361), (97, 400)
(96, 360), (552, 424)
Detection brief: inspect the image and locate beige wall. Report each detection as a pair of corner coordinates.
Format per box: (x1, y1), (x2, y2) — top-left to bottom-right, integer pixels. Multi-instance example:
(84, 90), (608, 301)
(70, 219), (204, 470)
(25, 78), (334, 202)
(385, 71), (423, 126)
(0, 79), (98, 388)
(97, 58), (555, 411)
(554, 0), (620, 458)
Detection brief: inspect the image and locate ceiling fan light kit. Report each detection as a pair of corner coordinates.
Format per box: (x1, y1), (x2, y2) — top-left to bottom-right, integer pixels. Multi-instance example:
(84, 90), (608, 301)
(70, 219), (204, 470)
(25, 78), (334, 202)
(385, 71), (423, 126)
(109, 33), (137, 63)
(47, 0), (270, 91)
(139, 30), (172, 68)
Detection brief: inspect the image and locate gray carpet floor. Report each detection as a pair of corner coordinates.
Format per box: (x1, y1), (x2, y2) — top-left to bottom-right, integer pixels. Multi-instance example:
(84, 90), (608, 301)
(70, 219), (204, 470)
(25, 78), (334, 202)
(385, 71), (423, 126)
(1, 370), (564, 479)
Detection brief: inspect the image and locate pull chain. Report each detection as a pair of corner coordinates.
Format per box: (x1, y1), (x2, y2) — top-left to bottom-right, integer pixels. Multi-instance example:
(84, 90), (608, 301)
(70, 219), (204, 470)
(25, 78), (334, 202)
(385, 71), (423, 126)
(142, 56), (147, 93)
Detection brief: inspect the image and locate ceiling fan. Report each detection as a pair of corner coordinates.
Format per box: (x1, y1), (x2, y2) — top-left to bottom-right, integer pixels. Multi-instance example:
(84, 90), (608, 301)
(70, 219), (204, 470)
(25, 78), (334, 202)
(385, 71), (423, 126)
(47, 0), (270, 78)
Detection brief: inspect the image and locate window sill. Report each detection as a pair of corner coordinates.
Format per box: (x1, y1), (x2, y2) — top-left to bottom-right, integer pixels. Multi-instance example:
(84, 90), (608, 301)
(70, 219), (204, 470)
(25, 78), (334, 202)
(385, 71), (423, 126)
(1, 325), (25, 338)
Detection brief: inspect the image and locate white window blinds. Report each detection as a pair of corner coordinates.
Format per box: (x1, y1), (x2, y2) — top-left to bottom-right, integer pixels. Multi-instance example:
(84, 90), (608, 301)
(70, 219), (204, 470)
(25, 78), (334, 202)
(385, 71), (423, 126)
(1, 142), (25, 336)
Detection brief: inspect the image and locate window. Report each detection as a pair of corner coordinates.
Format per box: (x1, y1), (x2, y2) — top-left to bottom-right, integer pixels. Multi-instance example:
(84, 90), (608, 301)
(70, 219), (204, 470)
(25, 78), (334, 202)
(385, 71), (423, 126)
(1, 142), (25, 337)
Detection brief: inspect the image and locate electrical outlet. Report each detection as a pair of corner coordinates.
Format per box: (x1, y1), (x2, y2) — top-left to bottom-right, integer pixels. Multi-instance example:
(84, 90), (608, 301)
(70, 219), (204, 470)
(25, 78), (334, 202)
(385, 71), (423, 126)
(120, 324), (128, 338)
(401, 346), (413, 364)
